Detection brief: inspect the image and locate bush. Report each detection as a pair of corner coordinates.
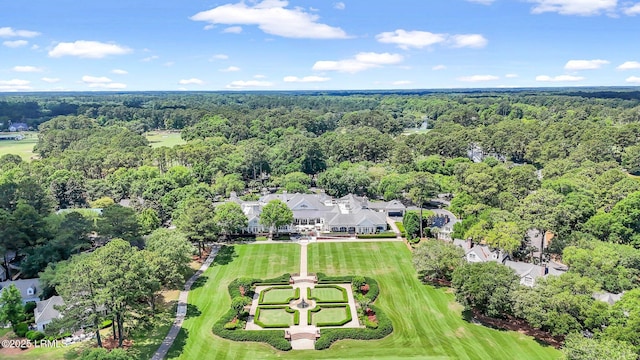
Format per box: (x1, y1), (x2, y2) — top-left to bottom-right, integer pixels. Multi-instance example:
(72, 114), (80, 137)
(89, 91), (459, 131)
(24, 301), (37, 315)
(314, 305), (392, 350)
(365, 320), (378, 329)
(254, 273), (291, 286)
(26, 330), (45, 341)
(213, 309), (292, 351)
(14, 322), (29, 337)
(224, 321), (238, 330)
(395, 222), (406, 237)
(316, 273), (353, 284)
(229, 278), (255, 299)
(357, 232), (397, 239)
(363, 277), (380, 302)
(352, 276), (366, 289)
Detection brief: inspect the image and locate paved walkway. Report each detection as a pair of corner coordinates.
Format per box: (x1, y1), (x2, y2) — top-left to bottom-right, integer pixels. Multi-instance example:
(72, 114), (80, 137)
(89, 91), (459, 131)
(151, 246), (219, 360)
(299, 243), (308, 277)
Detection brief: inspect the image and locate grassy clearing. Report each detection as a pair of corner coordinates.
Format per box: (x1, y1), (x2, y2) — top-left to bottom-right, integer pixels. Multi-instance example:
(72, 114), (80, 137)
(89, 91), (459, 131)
(311, 307), (349, 326)
(0, 135), (38, 161)
(257, 308), (295, 327)
(145, 131), (185, 148)
(261, 288), (296, 304)
(168, 242), (559, 359)
(310, 287), (346, 303)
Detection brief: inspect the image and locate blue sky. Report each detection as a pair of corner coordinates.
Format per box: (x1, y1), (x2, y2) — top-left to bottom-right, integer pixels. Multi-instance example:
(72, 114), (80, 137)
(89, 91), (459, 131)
(1, 0), (640, 91)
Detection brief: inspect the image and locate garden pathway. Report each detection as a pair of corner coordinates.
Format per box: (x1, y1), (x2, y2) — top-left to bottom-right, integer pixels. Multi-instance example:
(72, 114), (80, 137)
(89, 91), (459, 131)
(151, 245), (219, 360)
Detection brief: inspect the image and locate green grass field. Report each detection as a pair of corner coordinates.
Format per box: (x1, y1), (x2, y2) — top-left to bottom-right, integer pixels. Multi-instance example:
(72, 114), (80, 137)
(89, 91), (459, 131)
(310, 287), (346, 303)
(311, 306), (349, 326)
(0, 136), (38, 161)
(168, 242), (560, 360)
(257, 308), (295, 327)
(145, 132), (186, 148)
(261, 288), (296, 304)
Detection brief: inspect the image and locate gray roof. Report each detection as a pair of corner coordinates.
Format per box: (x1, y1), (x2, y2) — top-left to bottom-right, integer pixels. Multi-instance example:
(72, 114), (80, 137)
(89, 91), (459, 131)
(593, 292), (624, 305)
(0, 279), (41, 301)
(505, 260), (546, 280)
(34, 296), (64, 324)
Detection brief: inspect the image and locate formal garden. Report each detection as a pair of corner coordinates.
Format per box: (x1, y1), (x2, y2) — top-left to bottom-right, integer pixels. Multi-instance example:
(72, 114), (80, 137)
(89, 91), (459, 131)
(165, 242), (560, 359)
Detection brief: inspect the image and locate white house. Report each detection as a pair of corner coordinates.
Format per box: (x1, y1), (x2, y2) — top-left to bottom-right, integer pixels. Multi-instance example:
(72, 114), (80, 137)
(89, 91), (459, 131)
(34, 296), (64, 331)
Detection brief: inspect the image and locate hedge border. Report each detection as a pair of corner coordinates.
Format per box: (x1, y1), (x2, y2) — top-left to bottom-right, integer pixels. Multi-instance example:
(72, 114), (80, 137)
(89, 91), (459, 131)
(357, 232), (397, 239)
(212, 309), (292, 351)
(311, 304), (352, 327)
(307, 284), (349, 303)
(258, 286), (300, 305)
(316, 274), (380, 303)
(314, 304), (392, 350)
(254, 306), (298, 328)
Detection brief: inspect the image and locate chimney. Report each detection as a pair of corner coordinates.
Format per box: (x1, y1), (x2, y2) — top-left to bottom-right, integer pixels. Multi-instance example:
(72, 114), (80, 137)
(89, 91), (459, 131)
(467, 238), (473, 249)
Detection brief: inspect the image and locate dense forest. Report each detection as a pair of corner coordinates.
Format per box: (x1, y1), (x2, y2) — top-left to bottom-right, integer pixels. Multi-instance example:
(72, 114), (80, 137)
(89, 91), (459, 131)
(2, 89), (640, 358)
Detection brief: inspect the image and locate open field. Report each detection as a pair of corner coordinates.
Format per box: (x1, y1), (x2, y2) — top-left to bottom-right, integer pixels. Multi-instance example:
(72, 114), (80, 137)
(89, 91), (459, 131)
(145, 131), (185, 148)
(168, 242), (559, 360)
(0, 135), (38, 161)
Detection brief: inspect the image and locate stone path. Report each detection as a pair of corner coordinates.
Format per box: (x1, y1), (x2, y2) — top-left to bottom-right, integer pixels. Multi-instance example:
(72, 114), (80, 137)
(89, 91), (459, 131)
(299, 243), (308, 277)
(151, 246), (219, 360)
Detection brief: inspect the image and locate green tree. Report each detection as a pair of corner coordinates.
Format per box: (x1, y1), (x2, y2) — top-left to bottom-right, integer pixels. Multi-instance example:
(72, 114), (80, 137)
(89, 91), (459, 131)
(97, 204), (142, 244)
(452, 262), (519, 318)
(213, 202), (248, 241)
(231, 296), (251, 316)
(407, 173), (439, 239)
(145, 229), (194, 288)
(0, 284), (24, 329)
(259, 199), (293, 239)
(137, 208), (161, 235)
(516, 189), (565, 261)
(175, 197), (217, 257)
(484, 221), (523, 255)
(90, 196), (115, 208)
(412, 240), (465, 282)
(562, 332), (636, 360)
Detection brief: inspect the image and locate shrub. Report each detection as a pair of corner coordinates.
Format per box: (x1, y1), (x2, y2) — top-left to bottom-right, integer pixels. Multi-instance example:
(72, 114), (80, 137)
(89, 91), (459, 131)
(213, 309), (292, 351)
(26, 330), (45, 341)
(363, 277), (380, 302)
(100, 319), (113, 329)
(365, 320), (378, 329)
(224, 321), (238, 330)
(316, 273), (353, 284)
(24, 301), (37, 315)
(395, 222), (406, 237)
(229, 278), (255, 299)
(255, 273), (291, 286)
(314, 305), (393, 350)
(14, 322), (29, 337)
(231, 296), (251, 315)
(352, 276), (366, 289)
(357, 232), (397, 239)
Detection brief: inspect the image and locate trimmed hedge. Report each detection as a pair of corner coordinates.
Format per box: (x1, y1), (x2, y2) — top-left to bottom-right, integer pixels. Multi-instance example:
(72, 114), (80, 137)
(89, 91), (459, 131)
(258, 286), (299, 305)
(254, 306), (293, 328)
(395, 222), (406, 237)
(213, 309), (292, 351)
(313, 305), (352, 327)
(315, 273), (380, 303)
(314, 304), (393, 350)
(254, 273), (291, 286)
(308, 285), (348, 303)
(357, 232), (397, 239)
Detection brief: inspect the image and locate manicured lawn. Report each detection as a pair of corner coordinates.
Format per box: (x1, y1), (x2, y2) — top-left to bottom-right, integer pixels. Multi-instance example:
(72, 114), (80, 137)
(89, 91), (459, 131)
(310, 306), (349, 326)
(0, 135), (38, 161)
(257, 308), (295, 327)
(310, 286), (346, 303)
(168, 242), (560, 360)
(261, 288), (296, 304)
(145, 131), (185, 148)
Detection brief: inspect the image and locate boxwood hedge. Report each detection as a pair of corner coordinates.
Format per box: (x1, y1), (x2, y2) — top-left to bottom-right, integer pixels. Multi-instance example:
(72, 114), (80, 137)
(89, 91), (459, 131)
(313, 304), (352, 327)
(314, 304), (392, 350)
(212, 309), (292, 351)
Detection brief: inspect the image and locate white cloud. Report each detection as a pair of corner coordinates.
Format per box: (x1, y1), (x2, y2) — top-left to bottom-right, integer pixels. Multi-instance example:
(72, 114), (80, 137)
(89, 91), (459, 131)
(626, 76), (640, 83)
(141, 55), (159, 62)
(81, 75), (126, 89)
(164, 61), (175, 67)
(334, 2), (346, 10)
(450, 34), (488, 48)
(617, 61), (640, 70)
(392, 80), (412, 85)
(376, 29), (446, 50)
(457, 75), (500, 82)
(505, 73), (519, 78)
(226, 80), (273, 89)
(41, 77), (60, 83)
(31, 44), (39, 50)
(467, 0), (495, 4)
(0, 79), (32, 91)
(220, 66), (241, 72)
(0, 27), (40, 38)
(624, 3), (640, 15)
(529, 0), (617, 16)
(254, 74), (266, 79)
(49, 41), (131, 58)
(12, 65), (43, 73)
(111, 69), (128, 75)
(191, 0), (348, 39)
(312, 52), (404, 73)
(376, 29), (487, 49)
(204, 24), (216, 30)
(432, 65), (447, 71)
(564, 59), (609, 70)
(223, 26), (243, 34)
(535, 74), (585, 82)
(179, 78), (204, 85)
(283, 75), (330, 83)
(3, 40), (28, 48)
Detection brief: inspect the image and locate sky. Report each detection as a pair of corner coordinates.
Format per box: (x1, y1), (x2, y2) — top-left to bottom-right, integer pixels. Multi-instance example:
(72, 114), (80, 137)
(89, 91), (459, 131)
(1, 0), (640, 92)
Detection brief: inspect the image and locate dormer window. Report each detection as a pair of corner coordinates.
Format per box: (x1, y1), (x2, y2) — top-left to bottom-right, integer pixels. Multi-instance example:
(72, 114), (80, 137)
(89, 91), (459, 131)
(524, 276), (534, 286)
(468, 253), (477, 260)
(27, 286), (35, 296)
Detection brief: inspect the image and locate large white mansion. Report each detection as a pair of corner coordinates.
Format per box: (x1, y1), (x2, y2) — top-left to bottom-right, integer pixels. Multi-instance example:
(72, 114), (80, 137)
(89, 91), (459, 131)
(229, 192), (406, 235)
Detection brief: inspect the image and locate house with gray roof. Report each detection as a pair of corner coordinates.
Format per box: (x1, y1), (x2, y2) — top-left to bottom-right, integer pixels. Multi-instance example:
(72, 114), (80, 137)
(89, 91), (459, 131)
(232, 191), (397, 235)
(453, 239), (508, 263)
(8, 123), (28, 132)
(34, 296), (64, 331)
(593, 292), (624, 305)
(505, 260), (548, 287)
(0, 279), (41, 303)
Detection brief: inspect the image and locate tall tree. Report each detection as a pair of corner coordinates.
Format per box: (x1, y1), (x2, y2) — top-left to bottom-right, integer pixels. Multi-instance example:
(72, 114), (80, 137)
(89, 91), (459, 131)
(175, 197), (217, 256)
(259, 199), (293, 239)
(452, 262), (519, 318)
(484, 221), (523, 255)
(213, 202), (248, 241)
(412, 240), (464, 282)
(0, 284), (24, 330)
(407, 173), (439, 239)
(516, 189), (564, 261)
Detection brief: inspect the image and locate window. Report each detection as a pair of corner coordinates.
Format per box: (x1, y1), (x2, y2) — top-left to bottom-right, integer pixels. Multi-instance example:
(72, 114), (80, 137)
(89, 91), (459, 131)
(468, 253), (477, 260)
(27, 287), (35, 296)
(524, 276), (534, 286)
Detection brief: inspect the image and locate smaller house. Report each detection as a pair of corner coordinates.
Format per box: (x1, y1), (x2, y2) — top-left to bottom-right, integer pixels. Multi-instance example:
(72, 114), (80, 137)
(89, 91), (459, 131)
(453, 239), (508, 263)
(0, 279), (41, 304)
(505, 260), (547, 287)
(8, 123), (28, 132)
(34, 296), (64, 331)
